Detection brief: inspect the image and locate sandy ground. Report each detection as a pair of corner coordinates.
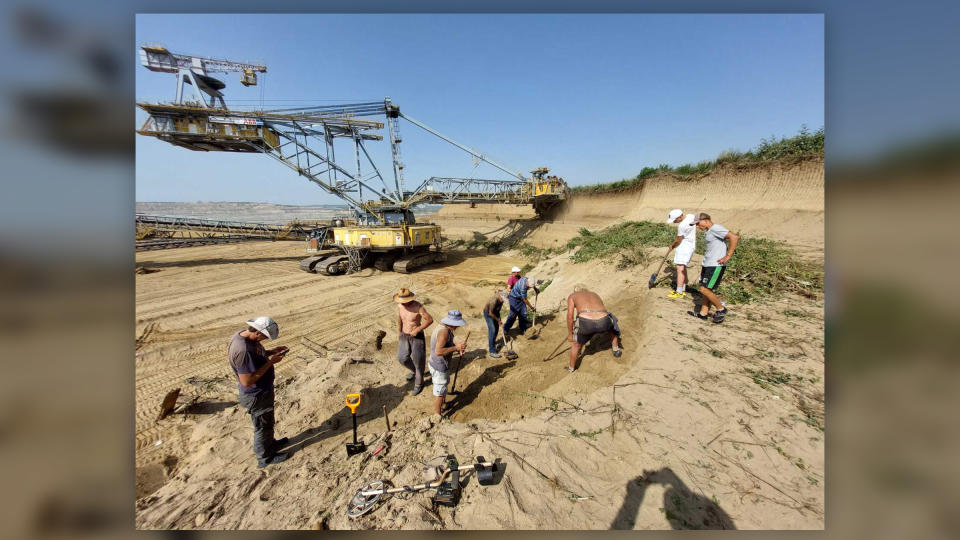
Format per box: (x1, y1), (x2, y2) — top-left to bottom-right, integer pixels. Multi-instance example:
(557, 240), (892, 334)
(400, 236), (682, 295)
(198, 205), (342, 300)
(135, 160), (824, 529)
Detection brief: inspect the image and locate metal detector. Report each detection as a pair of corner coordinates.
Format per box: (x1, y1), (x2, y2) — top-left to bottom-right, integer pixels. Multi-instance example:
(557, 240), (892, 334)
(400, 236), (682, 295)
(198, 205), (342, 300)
(346, 455), (499, 518)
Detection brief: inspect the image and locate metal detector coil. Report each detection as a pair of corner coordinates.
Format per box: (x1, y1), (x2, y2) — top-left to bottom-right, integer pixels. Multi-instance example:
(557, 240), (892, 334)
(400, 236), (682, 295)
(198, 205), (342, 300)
(474, 455), (497, 485)
(347, 480), (389, 518)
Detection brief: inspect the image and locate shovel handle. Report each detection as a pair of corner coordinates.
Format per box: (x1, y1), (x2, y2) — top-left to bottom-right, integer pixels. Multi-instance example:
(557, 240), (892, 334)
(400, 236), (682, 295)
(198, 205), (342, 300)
(346, 393), (362, 414)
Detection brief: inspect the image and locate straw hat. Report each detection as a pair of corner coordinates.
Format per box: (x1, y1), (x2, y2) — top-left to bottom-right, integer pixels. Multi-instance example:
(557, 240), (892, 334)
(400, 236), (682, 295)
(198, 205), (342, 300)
(393, 287), (416, 303)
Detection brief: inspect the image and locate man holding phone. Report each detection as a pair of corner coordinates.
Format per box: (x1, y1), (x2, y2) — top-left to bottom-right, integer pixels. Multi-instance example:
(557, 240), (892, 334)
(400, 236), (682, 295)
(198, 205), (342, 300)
(228, 316), (291, 468)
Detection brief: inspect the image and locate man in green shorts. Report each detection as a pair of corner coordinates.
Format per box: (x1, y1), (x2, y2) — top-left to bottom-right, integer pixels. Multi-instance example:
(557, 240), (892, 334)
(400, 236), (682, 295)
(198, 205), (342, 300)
(691, 213), (739, 323)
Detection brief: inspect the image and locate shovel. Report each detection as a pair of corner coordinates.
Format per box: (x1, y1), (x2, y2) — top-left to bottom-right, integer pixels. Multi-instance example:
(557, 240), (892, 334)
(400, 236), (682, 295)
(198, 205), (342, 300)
(345, 393), (366, 457)
(448, 331), (470, 396)
(542, 334), (569, 362)
(648, 247), (672, 289)
(503, 327), (519, 360)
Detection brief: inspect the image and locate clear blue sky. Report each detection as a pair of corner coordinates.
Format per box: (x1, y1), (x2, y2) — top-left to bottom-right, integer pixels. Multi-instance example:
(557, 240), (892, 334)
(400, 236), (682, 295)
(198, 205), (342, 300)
(135, 14), (823, 205)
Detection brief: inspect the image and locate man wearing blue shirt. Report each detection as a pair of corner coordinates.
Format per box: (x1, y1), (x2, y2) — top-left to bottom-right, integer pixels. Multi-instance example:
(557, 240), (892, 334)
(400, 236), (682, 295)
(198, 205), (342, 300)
(503, 275), (540, 337)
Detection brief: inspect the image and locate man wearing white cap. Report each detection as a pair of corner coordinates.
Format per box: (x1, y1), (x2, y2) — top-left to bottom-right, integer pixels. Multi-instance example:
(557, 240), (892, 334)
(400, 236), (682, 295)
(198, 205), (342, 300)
(503, 275), (541, 337)
(507, 266), (522, 290)
(665, 209), (697, 299)
(429, 310), (468, 415)
(228, 316), (291, 468)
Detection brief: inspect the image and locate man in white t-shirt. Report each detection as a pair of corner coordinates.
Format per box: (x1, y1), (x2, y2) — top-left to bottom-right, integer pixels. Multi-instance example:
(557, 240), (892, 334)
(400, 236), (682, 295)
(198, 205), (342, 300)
(665, 209), (697, 299)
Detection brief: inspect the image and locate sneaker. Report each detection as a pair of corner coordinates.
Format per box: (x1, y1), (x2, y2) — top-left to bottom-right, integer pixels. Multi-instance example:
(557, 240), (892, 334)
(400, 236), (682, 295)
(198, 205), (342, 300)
(612, 347), (622, 358)
(667, 291), (686, 299)
(687, 311), (709, 320)
(411, 386), (424, 396)
(406, 373), (415, 381)
(712, 308), (728, 324)
(257, 451), (290, 468)
(564, 366), (576, 372)
(489, 352), (502, 358)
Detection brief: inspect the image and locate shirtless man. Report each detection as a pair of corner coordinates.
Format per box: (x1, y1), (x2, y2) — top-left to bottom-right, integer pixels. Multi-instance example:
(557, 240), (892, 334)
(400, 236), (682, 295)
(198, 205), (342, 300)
(565, 287), (622, 372)
(394, 287), (434, 395)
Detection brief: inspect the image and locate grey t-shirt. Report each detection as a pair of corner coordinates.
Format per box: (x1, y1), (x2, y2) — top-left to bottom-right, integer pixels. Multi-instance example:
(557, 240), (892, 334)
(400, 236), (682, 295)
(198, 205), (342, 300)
(228, 331), (274, 395)
(703, 224), (730, 267)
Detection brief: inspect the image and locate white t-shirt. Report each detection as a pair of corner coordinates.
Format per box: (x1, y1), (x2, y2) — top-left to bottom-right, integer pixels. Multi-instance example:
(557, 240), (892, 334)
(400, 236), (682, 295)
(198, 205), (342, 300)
(676, 214), (697, 250)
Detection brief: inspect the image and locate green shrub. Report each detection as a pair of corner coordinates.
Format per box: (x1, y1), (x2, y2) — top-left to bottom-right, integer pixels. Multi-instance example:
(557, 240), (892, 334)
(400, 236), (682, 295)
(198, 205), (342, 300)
(565, 221), (823, 304)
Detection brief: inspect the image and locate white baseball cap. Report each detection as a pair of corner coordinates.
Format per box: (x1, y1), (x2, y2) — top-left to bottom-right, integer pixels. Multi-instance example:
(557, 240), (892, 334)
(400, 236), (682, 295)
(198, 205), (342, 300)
(667, 209), (683, 223)
(246, 316), (279, 340)
(511, 266), (522, 273)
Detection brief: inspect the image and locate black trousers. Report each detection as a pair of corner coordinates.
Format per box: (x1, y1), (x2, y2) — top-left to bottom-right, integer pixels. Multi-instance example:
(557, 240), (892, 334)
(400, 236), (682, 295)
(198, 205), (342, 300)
(238, 390), (277, 460)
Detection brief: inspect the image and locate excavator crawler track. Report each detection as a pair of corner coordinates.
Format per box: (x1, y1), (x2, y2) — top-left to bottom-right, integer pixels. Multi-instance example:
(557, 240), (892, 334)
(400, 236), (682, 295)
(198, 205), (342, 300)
(393, 251), (446, 273)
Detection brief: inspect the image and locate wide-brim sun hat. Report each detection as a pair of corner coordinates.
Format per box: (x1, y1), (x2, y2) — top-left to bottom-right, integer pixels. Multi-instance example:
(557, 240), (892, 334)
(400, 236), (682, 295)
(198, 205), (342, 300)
(246, 316), (279, 340)
(667, 209), (683, 223)
(441, 310), (467, 327)
(511, 266), (521, 273)
(394, 287), (416, 303)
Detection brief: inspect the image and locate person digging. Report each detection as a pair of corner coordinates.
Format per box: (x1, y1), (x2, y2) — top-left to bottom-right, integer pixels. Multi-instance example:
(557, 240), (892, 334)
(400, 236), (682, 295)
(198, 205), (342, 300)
(227, 316), (291, 468)
(503, 275), (541, 340)
(429, 310), (468, 416)
(565, 287), (622, 372)
(665, 208), (697, 299)
(482, 289), (508, 358)
(395, 287), (433, 396)
(690, 213), (739, 323)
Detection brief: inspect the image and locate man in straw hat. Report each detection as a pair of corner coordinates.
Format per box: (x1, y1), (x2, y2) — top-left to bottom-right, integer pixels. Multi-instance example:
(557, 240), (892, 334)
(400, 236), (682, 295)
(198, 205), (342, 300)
(429, 310), (468, 415)
(394, 287), (434, 395)
(228, 316), (291, 468)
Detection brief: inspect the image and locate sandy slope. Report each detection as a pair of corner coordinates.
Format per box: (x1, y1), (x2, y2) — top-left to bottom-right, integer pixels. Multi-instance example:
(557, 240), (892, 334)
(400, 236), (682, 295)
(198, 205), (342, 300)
(134, 160), (824, 529)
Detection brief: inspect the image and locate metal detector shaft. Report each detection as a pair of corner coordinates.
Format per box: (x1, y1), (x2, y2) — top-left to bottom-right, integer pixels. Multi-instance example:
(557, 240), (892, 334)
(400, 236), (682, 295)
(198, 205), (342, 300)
(358, 462), (494, 497)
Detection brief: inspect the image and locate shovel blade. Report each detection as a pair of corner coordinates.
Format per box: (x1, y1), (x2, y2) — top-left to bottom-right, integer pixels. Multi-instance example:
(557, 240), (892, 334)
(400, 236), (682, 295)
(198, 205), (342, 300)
(648, 272), (658, 288)
(346, 442), (367, 456)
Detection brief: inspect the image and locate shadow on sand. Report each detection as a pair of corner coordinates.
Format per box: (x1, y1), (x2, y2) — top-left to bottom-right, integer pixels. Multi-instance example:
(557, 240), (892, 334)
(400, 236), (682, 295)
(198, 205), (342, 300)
(610, 468), (735, 530)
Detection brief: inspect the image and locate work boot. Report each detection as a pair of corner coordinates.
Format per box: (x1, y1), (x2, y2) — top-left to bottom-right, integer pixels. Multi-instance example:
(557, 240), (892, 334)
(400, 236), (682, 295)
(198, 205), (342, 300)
(257, 451), (290, 468)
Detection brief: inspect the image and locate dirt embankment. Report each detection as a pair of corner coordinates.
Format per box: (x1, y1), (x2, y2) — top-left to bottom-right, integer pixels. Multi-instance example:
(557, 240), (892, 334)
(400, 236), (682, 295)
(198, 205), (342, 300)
(433, 159), (823, 256)
(135, 158), (824, 530)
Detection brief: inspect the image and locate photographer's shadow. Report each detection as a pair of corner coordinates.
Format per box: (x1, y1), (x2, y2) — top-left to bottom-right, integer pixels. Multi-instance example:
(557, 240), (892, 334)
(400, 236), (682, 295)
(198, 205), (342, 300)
(610, 467), (735, 530)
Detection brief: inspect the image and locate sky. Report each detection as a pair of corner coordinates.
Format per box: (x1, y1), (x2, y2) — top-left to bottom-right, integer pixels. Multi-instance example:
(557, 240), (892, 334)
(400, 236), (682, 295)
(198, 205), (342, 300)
(135, 14), (823, 205)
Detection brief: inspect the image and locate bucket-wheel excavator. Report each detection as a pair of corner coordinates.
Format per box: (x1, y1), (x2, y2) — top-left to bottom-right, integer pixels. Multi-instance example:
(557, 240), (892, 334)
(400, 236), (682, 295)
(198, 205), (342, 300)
(136, 45), (568, 274)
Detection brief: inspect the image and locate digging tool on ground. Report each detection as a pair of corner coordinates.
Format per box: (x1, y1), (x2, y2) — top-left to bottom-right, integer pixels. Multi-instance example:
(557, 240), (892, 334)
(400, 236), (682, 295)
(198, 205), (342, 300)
(345, 393), (366, 457)
(648, 247), (672, 289)
(447, 331), (470, 396)
(346, 455), (500, 518)
(542, 334), (569, 362)
(503, 327), (519, 360)
(528, 293), (540, 340)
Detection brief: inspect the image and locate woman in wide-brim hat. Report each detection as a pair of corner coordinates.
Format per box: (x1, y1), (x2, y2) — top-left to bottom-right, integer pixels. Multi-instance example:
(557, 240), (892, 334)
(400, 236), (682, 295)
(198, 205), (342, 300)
(394, 287), (433, 396)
